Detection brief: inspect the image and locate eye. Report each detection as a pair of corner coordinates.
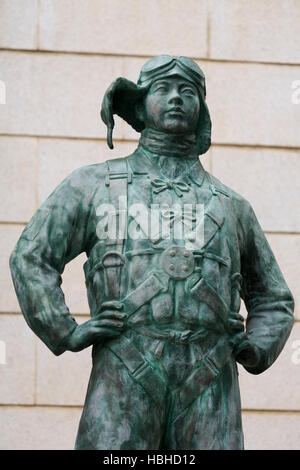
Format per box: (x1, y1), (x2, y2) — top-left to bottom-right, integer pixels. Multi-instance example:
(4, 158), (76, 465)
(151, 82), (169, 93)
(154, 85), (168, 92)
(181, 87), (196, 96)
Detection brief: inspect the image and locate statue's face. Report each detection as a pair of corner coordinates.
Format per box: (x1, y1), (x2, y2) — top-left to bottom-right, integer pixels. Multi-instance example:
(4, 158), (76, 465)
(142, 75), (200, 134)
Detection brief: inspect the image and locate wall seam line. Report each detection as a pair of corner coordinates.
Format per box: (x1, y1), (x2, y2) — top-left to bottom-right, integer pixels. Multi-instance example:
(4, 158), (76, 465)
(0, 48), (300, 68)
(1, 134), (300, 152)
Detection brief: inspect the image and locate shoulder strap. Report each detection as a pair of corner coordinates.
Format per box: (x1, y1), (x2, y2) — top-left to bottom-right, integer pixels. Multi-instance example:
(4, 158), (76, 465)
(206, 172), (243, 309)
(105, 158), (131, 250)
(102, 158), (131, 300)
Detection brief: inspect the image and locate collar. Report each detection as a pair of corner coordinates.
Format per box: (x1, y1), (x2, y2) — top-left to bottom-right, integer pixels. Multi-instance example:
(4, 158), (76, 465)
(127, 146), (207, 187)
(139, 127), (198, 158)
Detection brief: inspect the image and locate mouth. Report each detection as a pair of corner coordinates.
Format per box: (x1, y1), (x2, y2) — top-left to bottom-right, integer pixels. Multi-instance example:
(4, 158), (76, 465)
(167, 108), (185, 118)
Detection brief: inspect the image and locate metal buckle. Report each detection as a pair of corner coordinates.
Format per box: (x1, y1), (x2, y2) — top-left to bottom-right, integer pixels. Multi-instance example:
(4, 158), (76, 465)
(161, 245), (195, 280)
(105, 171), (132, 186)
(102, 251), (125, 268)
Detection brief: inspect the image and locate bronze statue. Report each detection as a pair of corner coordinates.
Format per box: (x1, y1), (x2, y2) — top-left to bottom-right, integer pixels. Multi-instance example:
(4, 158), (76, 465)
(10, 55), (294, 450)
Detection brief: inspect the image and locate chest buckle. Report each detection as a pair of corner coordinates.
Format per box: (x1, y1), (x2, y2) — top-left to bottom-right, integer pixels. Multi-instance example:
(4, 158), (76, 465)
(161, 245), (195, 280)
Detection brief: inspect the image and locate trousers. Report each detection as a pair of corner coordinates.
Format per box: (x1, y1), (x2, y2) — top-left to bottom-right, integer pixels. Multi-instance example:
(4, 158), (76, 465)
(75, 330), (244, 450)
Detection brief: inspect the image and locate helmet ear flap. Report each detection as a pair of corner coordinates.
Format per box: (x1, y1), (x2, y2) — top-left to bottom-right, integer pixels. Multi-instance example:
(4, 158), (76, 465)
(196, 90), (212, 155)
(101, 79), (117, 149)
(101, 77), (148, 149)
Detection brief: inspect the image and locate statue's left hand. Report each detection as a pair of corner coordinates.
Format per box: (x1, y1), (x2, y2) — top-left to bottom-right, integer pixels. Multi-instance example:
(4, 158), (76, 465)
(227, 310), (247, 352)
(227, 311), (261, 368)
(227, 311), (245, 334)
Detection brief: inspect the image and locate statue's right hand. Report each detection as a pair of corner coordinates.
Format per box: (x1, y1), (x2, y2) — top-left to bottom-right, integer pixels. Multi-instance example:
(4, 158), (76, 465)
(64, 302), (125, 352)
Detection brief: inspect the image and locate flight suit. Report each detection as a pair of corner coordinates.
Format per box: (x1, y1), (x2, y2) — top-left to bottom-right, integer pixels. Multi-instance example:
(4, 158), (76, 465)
(10, 147), (294, 450)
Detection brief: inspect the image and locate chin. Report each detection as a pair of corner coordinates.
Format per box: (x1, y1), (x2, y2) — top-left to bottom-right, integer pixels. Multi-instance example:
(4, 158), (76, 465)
(162, 121), (189, 134)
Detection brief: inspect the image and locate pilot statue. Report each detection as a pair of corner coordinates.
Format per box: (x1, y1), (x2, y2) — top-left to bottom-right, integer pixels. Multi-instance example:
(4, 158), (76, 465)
(10, 55), (294, 450)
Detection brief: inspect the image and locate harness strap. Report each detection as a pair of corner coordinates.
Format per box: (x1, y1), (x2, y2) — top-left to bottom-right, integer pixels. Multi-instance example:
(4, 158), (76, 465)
(108, 334), (167, 409)
(190, 276), (230, 332)
(122, 272), (168, 319)
(132, 326), (208, 344)
(107, 332), (232, 416)
(173, 337), (232, 417)
(103, 158), (130, 300)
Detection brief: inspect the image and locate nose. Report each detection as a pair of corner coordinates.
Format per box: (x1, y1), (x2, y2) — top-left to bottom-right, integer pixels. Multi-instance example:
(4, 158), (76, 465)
(167, 87), (183, 105)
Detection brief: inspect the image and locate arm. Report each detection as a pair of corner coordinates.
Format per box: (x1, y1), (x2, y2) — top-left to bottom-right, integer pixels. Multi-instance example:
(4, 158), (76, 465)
(10, 169), (88, 355)
(235, 201), (294, 374)
(10, 167), (124, 356)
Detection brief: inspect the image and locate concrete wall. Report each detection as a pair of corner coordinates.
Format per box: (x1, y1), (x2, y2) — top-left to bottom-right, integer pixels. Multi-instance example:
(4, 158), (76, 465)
(0, 0), (299, 450)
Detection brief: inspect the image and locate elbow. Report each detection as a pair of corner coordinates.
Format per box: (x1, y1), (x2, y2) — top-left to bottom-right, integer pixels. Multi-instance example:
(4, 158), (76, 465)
(285, 286), (295, 317)
(9, 245), (20, 279)
(9, 245), (27, 300)
(284, 291), (295, 333)
(9, 238), (37, 276)
(9, 241), (33, 290)
(242, 362), (268, 375)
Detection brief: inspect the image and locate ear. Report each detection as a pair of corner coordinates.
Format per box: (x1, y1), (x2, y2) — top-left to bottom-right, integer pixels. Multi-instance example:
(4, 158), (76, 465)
(135, 101), (145, 123)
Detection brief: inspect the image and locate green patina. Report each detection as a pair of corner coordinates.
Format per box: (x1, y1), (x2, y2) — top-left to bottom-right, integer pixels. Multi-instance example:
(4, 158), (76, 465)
(10, 55), (294, 450)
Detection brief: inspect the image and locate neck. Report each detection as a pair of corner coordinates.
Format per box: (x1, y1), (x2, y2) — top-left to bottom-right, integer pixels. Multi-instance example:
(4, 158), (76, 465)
(139, 127), (198, 159)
